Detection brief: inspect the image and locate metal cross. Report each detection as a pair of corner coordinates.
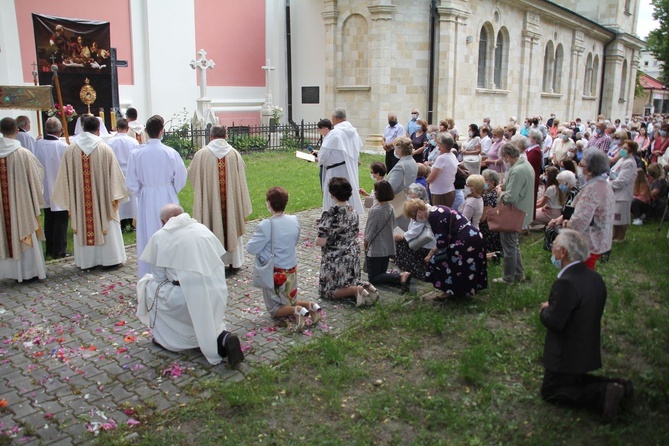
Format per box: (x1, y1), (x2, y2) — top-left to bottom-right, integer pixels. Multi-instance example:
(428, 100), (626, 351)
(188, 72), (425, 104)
(190, 49), (215, 99)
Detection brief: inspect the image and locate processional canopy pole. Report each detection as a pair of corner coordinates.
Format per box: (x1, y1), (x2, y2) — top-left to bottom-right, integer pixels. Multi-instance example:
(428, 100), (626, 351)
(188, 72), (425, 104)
(31, 61), (42, 138)
(51, 56), (70, 144)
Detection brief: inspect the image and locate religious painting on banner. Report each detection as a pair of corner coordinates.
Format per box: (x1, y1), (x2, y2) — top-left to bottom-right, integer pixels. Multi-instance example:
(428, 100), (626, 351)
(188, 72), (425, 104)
(32, 14), (113, 133)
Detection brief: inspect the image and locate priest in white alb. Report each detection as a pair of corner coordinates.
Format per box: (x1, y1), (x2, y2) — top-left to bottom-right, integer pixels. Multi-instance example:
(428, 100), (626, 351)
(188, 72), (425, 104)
(52, 115), (129, 269)
(126, 115), (187, 277)
(0, 117), (47, 282)
(318, 107), (364, 214)
(107, 118), (139, 232)
(188, 125), (252, 269)
(137, 204), (244, 367)
(33, 117), (69, 259)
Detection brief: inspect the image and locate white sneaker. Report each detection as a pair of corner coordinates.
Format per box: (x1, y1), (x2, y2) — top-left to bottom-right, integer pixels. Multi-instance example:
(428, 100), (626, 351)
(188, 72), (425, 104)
(632, 218), (643, 226)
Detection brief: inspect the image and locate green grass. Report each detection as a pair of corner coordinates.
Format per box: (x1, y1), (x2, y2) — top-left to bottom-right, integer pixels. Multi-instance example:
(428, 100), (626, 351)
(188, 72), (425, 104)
(44, 150), (379, 259)
(86, 151), (669, 444)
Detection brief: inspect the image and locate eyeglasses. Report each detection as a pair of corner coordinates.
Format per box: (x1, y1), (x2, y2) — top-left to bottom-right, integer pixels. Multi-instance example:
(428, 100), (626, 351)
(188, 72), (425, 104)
(411, 112), (419, 115)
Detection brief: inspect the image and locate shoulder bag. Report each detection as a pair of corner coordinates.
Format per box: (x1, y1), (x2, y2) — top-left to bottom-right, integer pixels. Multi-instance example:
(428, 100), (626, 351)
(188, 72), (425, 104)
(407, 224), (435, 250)
(487, 204), (526, 233)
(252, 220), (275, 288)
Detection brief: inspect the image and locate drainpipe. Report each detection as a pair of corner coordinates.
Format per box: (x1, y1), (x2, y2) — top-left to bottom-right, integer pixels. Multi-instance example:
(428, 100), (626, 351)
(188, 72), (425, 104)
(427, 0), (438, 124)
(598, 32), (618, 117)
(285, 0), (298, 133)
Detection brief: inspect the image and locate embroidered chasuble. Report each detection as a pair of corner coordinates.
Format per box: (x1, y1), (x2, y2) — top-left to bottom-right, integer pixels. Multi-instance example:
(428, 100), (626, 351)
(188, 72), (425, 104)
(0, 144), (45, 260)
(188, 140), (252, 253)
(52, 138), (129, 247)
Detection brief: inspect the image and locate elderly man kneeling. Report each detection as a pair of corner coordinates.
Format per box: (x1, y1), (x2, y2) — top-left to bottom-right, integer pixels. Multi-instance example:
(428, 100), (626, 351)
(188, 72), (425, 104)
(137, 204), (243, 367)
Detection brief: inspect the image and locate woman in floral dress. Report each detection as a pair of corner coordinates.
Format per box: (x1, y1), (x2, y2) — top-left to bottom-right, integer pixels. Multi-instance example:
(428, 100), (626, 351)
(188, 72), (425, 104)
(405, 199), (487, 300)
(316, 177), (376, 306)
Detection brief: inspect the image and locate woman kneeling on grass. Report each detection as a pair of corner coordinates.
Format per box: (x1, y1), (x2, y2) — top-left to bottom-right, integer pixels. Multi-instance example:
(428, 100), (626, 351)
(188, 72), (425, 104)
(246, 187), (322, 331)
(316, 177), (378, 307)
(404, 198), (487, 301)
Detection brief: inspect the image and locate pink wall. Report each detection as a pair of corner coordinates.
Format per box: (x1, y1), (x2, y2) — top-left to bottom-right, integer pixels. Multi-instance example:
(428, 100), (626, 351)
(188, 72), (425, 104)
(216, 112), (261, 127)
(194, 0), (265, 87)
(14, 0), (134, 85)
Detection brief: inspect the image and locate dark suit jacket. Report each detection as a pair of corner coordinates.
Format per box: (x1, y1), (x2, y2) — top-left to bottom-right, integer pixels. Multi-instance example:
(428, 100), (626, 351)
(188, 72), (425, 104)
(540, 262), (607, 374)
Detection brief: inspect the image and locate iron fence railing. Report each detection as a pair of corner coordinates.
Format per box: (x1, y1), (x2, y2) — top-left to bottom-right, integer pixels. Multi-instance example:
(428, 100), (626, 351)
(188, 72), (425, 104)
(162, 120), (322, 159)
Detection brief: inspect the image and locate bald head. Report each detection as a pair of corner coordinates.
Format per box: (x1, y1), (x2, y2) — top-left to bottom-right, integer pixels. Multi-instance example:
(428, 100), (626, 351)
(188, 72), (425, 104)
(160, 204), (184, 225)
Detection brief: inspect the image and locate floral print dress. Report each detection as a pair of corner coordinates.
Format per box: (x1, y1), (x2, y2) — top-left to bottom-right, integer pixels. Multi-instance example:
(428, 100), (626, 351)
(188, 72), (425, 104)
(426, 206), (487, 297)
(318, 204), (361, 299)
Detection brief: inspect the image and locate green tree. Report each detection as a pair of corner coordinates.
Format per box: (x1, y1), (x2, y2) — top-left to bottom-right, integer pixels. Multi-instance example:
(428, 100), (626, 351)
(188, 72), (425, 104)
(646, 0), (669, 84)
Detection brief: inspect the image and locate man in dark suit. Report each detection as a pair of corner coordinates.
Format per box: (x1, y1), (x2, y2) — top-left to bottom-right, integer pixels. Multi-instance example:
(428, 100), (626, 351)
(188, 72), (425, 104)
(539, 229), (632, 422)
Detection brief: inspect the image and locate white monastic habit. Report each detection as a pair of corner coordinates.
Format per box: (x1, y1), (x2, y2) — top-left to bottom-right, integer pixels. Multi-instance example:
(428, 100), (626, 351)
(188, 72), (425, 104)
(51, 132), (129, 269)
(107, 132), (139, 220)
(0, 137), (47, 282)
(187, 138), (252, 268)
(33, 136), (68, 213)
(136, 212), (230, 365)
(126, 139), (187, 277)
(16, 130), (36, 153)
(127, 121), (148, 144)
(318, 120), (365, 214)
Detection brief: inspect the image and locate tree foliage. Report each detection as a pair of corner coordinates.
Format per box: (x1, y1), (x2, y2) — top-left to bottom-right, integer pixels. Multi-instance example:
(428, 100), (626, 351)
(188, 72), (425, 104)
(646, 0), (669, 84)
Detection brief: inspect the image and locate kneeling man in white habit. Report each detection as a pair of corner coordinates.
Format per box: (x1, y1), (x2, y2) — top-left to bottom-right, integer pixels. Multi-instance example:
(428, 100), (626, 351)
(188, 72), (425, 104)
(136, 204), (243, 367)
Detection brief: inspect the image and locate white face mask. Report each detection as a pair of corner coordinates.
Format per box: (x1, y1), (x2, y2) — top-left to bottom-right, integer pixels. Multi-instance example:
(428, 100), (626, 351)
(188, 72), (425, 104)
(464, 186), (472, 196)
(370, 173), (377, 181)
(266, 202), (273, 213)
(394, 150), (400, 159)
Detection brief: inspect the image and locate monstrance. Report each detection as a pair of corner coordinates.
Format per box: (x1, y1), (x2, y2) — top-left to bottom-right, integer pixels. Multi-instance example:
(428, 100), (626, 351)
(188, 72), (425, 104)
(79, 78), (97, 114)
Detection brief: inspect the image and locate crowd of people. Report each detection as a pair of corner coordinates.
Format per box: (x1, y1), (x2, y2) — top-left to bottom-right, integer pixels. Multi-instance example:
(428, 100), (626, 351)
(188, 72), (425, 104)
(2, 107), (664, 419)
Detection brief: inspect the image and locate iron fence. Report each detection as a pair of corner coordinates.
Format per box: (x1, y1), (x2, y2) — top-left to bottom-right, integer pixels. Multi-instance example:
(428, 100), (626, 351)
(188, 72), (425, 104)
(162, 120), (322, 159)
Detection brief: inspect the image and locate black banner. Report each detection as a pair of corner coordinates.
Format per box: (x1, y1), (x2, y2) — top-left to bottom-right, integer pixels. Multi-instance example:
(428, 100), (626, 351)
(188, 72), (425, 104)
(33, 13), (113, 133)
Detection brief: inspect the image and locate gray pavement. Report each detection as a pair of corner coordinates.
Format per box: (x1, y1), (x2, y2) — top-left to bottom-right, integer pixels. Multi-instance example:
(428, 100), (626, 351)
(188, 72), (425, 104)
(0, 208), (428, 444)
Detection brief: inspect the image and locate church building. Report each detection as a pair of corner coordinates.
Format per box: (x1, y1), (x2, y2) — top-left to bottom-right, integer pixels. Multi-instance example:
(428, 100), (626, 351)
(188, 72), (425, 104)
(0, 0), (645, 145)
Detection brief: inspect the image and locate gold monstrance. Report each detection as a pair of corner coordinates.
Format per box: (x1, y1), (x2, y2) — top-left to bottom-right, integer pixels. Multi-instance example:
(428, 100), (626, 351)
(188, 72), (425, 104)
(79, 78), (97, 114)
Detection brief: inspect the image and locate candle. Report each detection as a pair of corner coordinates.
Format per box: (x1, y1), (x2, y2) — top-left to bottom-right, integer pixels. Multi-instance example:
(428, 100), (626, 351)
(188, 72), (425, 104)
(110, 108), (117, 130)
(98, 107), (105, 124)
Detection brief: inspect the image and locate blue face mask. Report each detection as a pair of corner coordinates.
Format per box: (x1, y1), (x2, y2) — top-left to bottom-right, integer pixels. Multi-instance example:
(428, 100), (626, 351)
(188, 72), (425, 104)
(661, 131), (668, 137)
(595, 128), (603, 135)
(430, 140), (437, 146)
(559, 184), (568, 194)
(619, 149), (628, 158)
(484, 183), (490, 191)
(551, 254), (562, 269)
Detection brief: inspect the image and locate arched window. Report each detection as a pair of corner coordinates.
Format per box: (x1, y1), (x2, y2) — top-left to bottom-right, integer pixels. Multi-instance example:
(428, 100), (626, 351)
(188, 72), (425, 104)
(543, 41), (555, 92)
(584, 53), (593, 96)
(477, 26), (489, 88)
(494, 28), (509, 90)
(553, 44), (564, 94)
(620, 59), (628, 101)
(592, 55), (600, 96)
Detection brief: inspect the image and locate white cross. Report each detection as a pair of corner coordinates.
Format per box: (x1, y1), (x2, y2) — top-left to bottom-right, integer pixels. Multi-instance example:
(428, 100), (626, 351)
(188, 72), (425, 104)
(261, 58), (275, 104)
(190, 49), (215, 99)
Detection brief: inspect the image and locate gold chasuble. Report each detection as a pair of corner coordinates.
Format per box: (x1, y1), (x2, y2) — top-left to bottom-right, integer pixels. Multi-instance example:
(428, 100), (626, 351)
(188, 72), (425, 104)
(0, 145), (45, 260)
(188, 141), (252, 252)
(52, 137), (129, 247)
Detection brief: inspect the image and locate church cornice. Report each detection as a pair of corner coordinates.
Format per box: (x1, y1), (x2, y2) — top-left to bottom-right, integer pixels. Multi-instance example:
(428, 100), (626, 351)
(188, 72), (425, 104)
(367, 5), (395, 21)
(437, 6), (471, 22)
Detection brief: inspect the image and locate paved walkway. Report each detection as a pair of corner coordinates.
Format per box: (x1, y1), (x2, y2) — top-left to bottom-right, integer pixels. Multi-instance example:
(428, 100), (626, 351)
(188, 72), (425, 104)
(0, 208), (428, 444)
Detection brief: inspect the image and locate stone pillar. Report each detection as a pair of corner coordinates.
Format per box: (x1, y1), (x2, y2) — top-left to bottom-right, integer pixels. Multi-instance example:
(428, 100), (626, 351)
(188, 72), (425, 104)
(322, 1), (338, 114)
(518, 12), (541, 118)
(567, 31), (585, 120)
(600, 41), (626, 119)
(365, 1), (396, 154)
(435, 1), (471, 120)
